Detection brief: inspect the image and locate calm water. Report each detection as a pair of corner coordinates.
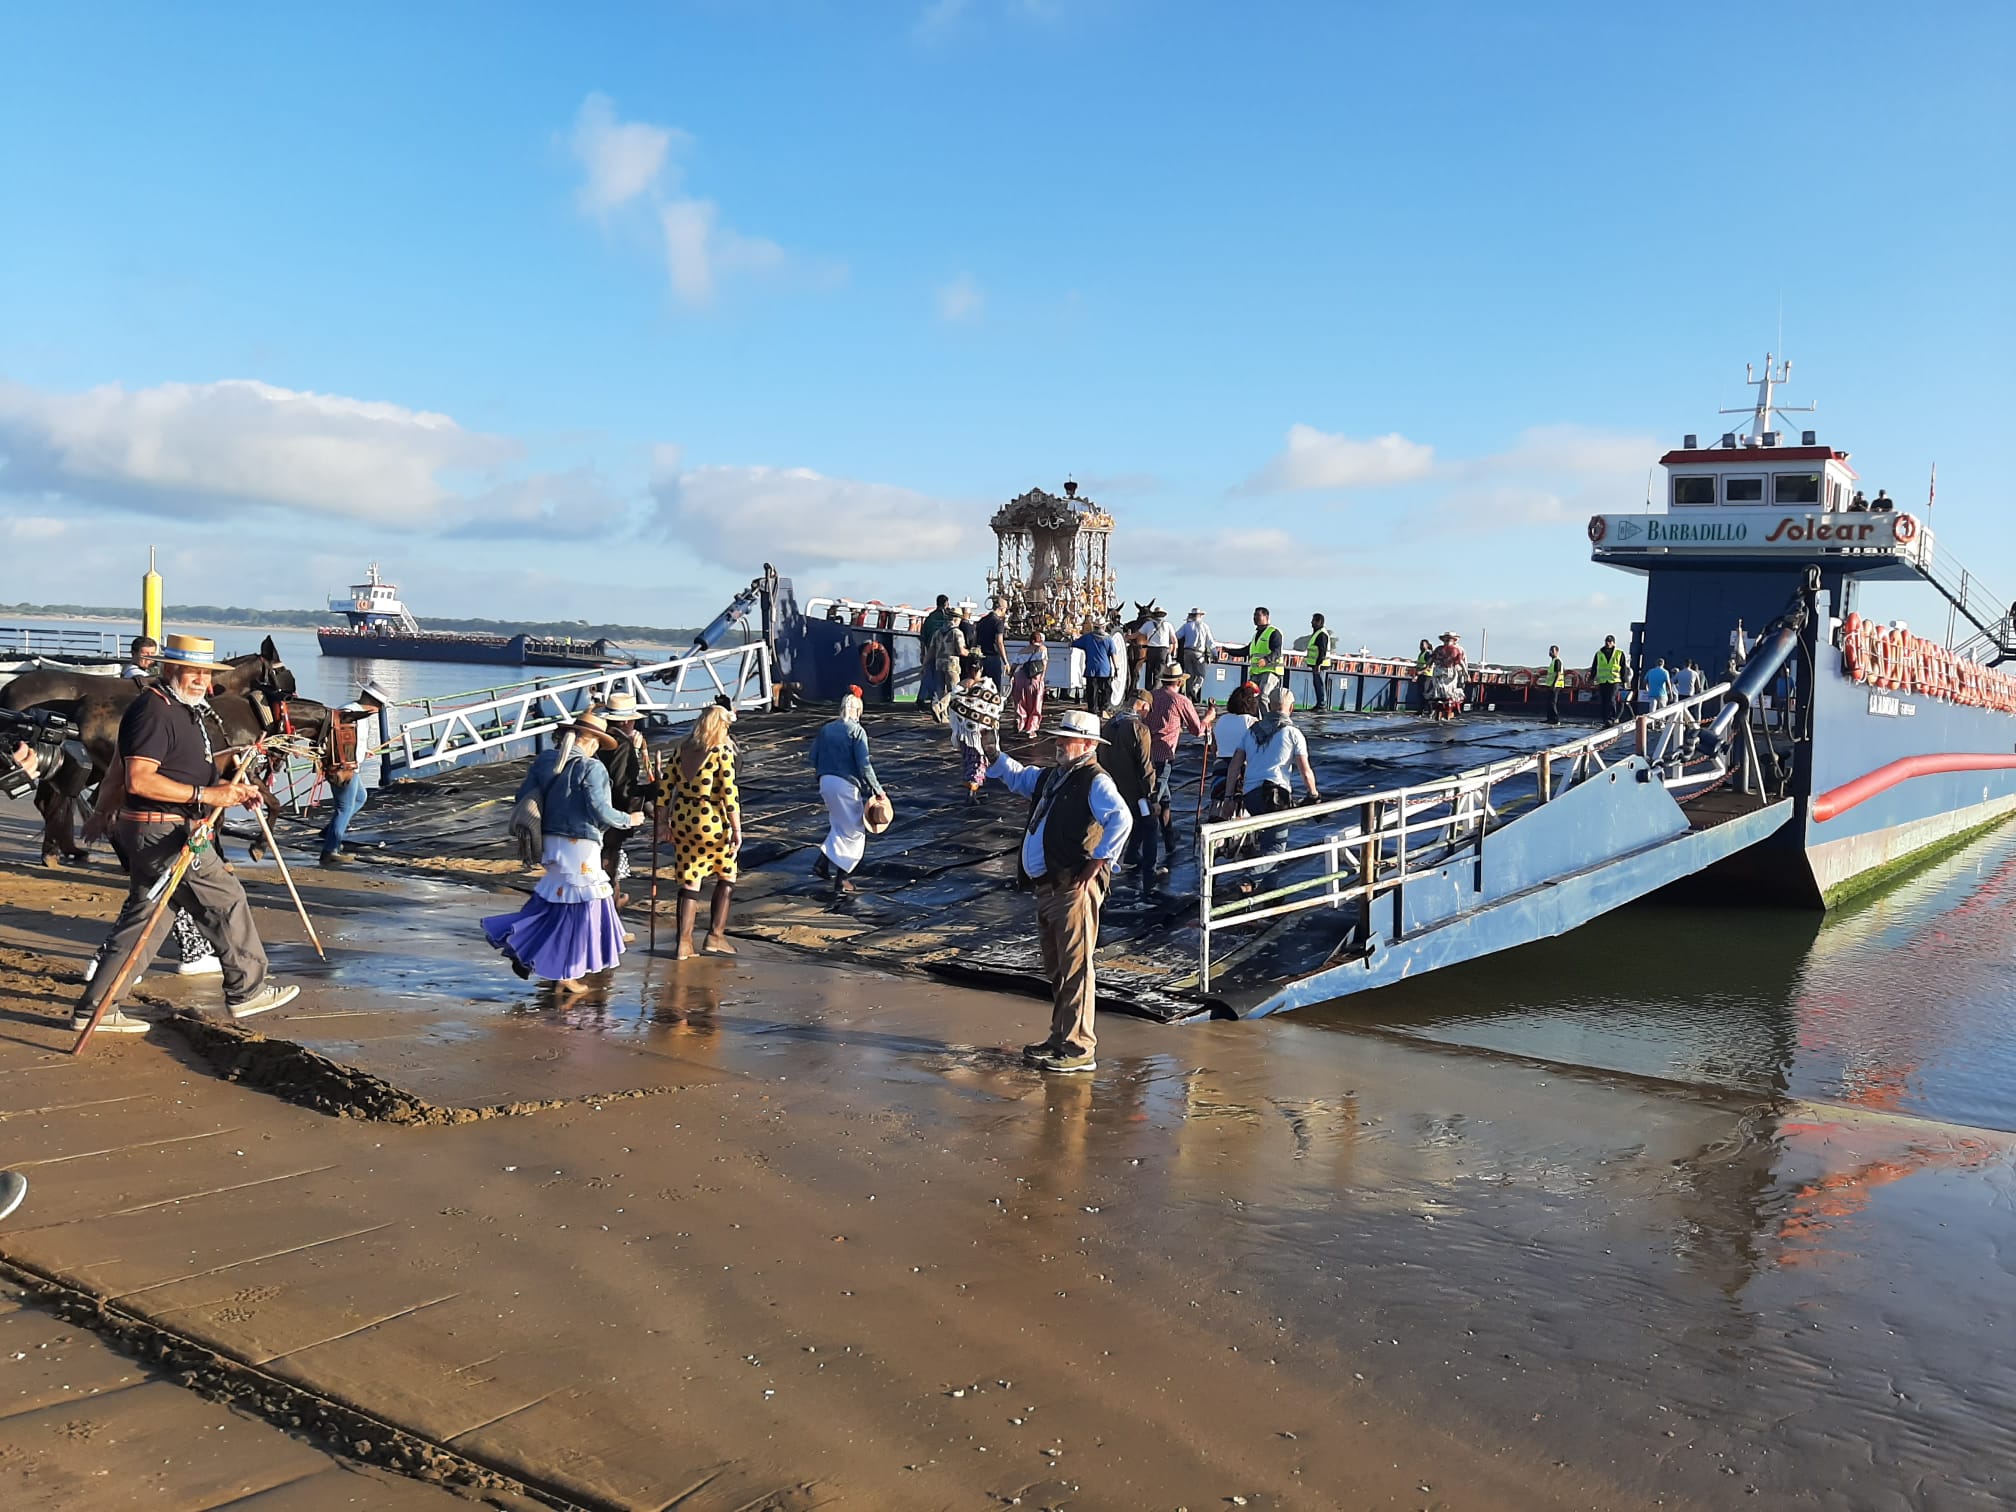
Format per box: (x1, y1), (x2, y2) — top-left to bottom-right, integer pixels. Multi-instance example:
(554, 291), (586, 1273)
(1317, 819), (2016, 1134)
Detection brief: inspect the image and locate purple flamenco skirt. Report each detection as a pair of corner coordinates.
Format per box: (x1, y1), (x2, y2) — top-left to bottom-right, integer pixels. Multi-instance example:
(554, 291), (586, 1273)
(483, 894), (625, 981)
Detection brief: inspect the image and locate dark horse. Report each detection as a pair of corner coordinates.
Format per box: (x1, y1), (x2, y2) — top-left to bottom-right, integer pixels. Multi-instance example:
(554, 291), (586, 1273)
(1121, 598), (1161, 697)
(1, 638), (325, 864)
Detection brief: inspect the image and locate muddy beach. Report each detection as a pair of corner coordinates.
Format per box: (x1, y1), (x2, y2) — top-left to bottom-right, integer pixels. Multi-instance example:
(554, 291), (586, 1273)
(1, 796), (2012, 1510)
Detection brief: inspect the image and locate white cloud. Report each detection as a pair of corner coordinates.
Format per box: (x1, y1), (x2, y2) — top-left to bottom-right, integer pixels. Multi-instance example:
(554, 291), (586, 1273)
(569, 92), (687, 216)
(0, 376), (622, 537)
(1464, 424), (1658, 480)
(1126, 526), (1367, 580)
(661, 201), (786, 306)
(566, 93), (812, 308)
(1240, 425), (1436, 493)
(652, 448), (977, 570)
(936, 272), (985, 323)
(3, 515), (67, 541)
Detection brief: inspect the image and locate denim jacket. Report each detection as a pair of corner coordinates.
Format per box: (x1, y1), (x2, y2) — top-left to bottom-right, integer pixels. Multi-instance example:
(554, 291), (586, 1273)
(518, 750), (630, 840)
(807, 718), (883, 797)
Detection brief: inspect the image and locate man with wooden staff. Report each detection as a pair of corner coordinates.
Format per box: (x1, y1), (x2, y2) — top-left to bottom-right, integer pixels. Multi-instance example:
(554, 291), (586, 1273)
(70, 633), (300, 1035)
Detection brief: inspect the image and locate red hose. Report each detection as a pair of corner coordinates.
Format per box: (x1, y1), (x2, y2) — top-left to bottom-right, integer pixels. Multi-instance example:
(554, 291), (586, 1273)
(1811, 753), (2016, 822)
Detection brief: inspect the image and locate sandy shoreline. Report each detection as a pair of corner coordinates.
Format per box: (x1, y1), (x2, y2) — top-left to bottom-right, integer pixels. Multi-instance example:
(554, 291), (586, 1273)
(1, 810), (2011, 1510)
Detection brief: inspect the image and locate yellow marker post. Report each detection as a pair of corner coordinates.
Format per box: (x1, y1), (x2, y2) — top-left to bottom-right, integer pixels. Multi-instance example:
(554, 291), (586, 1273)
(141, 547), (162, 643)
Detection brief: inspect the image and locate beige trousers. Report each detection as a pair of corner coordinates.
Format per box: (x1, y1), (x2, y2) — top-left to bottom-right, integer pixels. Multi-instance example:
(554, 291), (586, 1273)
(1033, 869), (1109, 1054)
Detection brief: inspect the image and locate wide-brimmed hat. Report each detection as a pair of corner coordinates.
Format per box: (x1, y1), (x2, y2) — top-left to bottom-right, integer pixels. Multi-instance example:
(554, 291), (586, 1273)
(156, 633), (223, 670)
(1440, 631), (1460, 641)
(1187, 607), (1204, 617)
(341, 680), (392, 714)
(1040, 709), (1108, 745)
(598, 691), (644, 722)
(557, 709), (618, 750)
(1150, 607), (1168, 618)
(1158, 665), (1186, 684)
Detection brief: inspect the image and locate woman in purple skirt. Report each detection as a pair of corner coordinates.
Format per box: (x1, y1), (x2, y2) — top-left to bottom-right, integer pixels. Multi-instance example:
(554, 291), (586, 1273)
(484, 711), (643, 995)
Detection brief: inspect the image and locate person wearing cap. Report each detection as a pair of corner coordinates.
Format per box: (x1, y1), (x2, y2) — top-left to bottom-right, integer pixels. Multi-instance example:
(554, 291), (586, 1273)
(980, 708), (1132, 1074)
(317, 682), (390, 867)
(1147, 664), (1214, 859)
(1427, 632), (1468, 721)
(70, 633), (299, 1034)
(809, 689), (887, 896)
(594, 691), (650, 903)
(1071, 616), (1116, 715)
(1141, 607), (1175, 691)
(1174, 608), (1215, 701)
(485, 710), (640, 994)
(1590, 634), (1629, 723)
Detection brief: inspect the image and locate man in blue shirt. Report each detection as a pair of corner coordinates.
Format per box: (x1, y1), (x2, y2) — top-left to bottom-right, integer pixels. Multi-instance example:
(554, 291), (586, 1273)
(1643, 657), (1672, 710)
(983, 709), (1132, 1074)
(1072, 616), (1116, 713)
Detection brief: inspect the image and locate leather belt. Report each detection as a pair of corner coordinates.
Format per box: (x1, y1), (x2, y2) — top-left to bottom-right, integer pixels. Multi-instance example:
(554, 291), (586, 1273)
(120, 811), (195, 824)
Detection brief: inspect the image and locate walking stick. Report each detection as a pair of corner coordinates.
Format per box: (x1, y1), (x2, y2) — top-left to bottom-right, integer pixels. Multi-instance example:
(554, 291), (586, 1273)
(249, 792), (325, 960)
(647, 794), (662, 952)
(72, 746), (261, 1055)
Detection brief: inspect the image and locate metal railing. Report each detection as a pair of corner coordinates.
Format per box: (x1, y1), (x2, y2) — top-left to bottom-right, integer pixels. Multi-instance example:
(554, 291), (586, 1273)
(1195, 683), (1736, 990)
(391, 642), (773, 773)
(0, 625), (127, 660)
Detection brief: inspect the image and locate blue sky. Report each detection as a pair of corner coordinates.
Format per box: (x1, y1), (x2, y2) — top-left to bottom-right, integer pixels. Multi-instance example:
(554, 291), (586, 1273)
(2, 1), (2010, 654)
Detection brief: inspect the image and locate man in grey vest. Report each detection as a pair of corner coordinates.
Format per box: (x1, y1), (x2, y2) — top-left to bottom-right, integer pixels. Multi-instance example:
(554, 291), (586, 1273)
(982, 709), (1132, 1073)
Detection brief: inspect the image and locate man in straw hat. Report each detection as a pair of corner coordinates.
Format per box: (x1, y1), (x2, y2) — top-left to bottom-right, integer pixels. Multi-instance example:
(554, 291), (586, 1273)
(1175, 607), (1215, 700)
(594, 691), (650, 906)
(317, 682), (390, 867)
(980, 708), (1132, 1074)
(71, 633), (301, 1034)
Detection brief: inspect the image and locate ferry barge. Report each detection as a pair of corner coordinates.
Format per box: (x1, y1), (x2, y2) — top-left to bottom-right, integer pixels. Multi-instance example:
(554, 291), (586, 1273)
(317, 564), (639, 669)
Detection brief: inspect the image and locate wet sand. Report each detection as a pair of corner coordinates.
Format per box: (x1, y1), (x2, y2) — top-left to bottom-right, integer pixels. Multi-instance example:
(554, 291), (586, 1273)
(1, 812), (2011, 1509)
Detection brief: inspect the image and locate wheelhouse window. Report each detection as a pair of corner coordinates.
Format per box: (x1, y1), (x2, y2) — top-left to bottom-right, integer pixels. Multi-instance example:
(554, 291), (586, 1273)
(1673, 475), (1716, 506)
(1724, 477), (1764, 504)
(1775, 472), (1822, 505)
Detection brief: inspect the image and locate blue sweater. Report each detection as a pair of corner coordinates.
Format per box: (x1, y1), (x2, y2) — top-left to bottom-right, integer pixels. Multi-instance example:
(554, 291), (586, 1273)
(518, 749), (630, 840)
(808, 719), (884, 796)
(1072, 632), (1115, 678)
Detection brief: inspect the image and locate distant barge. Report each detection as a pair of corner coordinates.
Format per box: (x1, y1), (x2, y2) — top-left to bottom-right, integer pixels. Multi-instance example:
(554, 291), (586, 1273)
(317, 564), (639, 669)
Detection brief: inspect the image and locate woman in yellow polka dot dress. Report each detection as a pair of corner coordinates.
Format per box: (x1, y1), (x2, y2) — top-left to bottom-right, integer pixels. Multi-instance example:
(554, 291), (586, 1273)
(667, 704), (742, 960)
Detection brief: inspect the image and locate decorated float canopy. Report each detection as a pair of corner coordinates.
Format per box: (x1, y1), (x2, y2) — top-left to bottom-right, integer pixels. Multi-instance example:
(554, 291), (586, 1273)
(987, 480), (1118, 638)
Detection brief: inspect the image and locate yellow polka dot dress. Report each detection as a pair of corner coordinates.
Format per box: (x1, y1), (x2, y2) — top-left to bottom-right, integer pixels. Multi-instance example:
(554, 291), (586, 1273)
(670, 743), (740, 887)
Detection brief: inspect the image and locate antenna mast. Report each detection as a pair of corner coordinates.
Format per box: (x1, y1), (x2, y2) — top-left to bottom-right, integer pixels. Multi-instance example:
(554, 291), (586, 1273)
(1720, 353), (1815, 439)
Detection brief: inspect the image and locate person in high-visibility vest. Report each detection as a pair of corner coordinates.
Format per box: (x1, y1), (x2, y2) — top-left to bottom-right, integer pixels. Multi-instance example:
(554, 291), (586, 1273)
(1590, 635), (1628, 723)
(1545, 644), (1567, 725)
(1242, 606), (1287, 703)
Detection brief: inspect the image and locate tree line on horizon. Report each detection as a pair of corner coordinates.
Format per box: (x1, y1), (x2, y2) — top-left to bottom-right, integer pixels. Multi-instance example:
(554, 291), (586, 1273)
(2, 602), (705, 645)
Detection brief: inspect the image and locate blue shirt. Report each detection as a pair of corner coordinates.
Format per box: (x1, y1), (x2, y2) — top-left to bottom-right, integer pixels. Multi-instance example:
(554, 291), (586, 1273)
(986, 752), (1132, 878)
(1644, 666), (1672, 701)
(1072, 632), (1115, 678)
(808, 718), (883, 796)
(518, 750), (630, 840)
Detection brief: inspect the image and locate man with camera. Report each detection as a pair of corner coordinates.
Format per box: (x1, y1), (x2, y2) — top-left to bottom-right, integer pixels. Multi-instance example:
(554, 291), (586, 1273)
(71, 633), (299, 1034)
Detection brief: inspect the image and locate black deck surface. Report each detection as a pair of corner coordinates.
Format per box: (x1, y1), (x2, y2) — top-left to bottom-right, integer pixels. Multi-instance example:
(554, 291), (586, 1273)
(300, 705), (1574, 1022)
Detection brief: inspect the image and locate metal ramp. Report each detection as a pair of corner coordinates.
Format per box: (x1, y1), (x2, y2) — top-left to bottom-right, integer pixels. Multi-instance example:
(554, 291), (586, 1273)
(1196, 686), (1795, 1016)
(1916, 540), (2016, 665)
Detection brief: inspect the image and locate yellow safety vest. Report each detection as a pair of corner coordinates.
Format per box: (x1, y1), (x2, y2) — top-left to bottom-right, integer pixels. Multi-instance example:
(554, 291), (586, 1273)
(1249, 625), (1285, 675)
(1593, 647), (1624, 685)
(1547, 657), (1565, 688)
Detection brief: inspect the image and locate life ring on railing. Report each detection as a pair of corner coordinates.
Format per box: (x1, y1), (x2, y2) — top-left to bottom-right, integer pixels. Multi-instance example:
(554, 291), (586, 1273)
(1510, 668), (1533, 687)
(859, 640), (891, 685)
(1841, 613), (1864, 680)
(1893, 513), (1920, 544)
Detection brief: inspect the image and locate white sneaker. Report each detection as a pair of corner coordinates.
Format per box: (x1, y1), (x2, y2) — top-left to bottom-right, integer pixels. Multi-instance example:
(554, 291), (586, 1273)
(228, 983), (300, 1020)
(175, 956), (223, 977)
(70, 1009), (151, 1034)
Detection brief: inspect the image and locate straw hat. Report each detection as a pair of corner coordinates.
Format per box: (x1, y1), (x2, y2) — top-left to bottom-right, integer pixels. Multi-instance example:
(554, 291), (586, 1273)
(155, 633), (223, 669)
(1440, 631), (1460, 642)
(1159, 665), (1186, 683)
(1039, 709), (1108, 745)
(598, 691), (644, 722)
(557, 709), (618, 750)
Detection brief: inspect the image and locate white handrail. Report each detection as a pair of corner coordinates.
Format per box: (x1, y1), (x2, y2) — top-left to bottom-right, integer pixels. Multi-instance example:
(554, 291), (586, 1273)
(1195, 682), (1736, 990)
(393, 642), (772, 773)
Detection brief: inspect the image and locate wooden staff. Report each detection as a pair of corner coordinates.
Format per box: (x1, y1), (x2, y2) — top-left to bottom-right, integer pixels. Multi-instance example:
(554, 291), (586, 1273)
(647, 792), (662, 952)
(72, 746), (260, 1055)
(249, 789), (324, 959)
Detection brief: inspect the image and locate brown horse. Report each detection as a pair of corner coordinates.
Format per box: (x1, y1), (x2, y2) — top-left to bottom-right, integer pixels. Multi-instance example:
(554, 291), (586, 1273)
(1122, 598), (1160, 697)
(3, 640), (317, 863)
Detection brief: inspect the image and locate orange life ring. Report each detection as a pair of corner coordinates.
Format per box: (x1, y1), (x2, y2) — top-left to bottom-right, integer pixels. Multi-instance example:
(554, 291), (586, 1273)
(1893, 513), (1919, 544)
(1841, 613), (1863, 680)
(1510, 668), (1533, 687)
(859, 640), (892, 685)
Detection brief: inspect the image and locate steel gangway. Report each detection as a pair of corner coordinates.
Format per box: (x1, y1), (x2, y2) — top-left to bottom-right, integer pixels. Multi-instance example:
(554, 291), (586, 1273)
(384, 641), (772, 775)
(1195, 657), (1802, 1015)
